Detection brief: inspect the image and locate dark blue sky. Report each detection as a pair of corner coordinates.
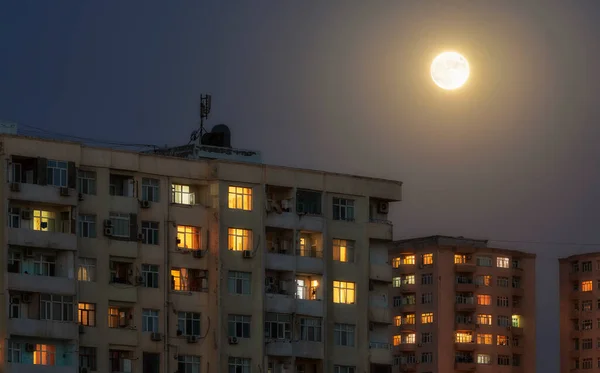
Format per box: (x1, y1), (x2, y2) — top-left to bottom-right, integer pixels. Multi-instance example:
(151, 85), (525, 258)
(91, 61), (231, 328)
(2, 1), (600, 371)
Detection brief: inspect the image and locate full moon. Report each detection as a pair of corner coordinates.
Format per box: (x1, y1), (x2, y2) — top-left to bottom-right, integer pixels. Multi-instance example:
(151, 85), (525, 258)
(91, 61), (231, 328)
(430, 51), (470, 90)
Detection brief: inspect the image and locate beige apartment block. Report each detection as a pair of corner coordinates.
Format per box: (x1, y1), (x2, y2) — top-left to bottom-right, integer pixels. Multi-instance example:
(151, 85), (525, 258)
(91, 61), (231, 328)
(558, 253), (600, 373)
(389, 236), (536, 373)
(0, 134), (402, 373)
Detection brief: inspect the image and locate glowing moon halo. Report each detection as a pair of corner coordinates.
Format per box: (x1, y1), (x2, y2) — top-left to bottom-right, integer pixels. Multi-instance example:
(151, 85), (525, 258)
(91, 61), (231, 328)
(430, 51), (470, 90)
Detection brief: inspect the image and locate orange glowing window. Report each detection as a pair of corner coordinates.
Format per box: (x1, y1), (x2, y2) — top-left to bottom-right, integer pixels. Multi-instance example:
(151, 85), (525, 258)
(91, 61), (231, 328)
(228, 228), (251, 251)
(394, 316), (401, 326)
(477, 295), (491, 305)
(228, 186), (252, 211)
(454, 255), (467, 264)
(476, 334), (492, 345)
(33, 344), (56, 365)
(402, 255), (415, 265)
(455, 332), (473, 343)
(421, 312), (434, 324)
(422, 253), (433, 265)
(177, 225), (200, 250)
(393, 335), (401, 346)
(392, 258), (401, 268)
(333, 281), (355, 304)
(582, 281), (593, 292)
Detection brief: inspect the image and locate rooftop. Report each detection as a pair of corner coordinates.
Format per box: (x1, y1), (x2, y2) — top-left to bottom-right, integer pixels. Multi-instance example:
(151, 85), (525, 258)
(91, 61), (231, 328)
(391, 235), (536, 257)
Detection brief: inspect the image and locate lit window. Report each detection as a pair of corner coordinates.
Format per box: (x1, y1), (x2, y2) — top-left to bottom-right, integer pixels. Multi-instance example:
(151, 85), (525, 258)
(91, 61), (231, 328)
(392, 258), (401, 268)
(475, 275), (491, 286)
(496, 257), (509, 268)
(228, 186), (253, 211)
(228, 228), (251, 251)
(33, 210), (56, 231)
(476, 334), (492, 345)
(402, 255), (415, 265)
(454, 254), (467, 264)
(393, 335), (401, 346)
(582, 281), (593, 292)
(497, 335), (509, 346)
(77, 258), (96, 282)
(332, 239), (354, 262)
(422, 253), (433, 265)
(476, 314), (492, 325)
(455, 332), (473, 343)
(177, 226), (201, 250)
(33, 344), (56, 365)
(403, 333), (416, 344)
(421, 312), (433, 324)
(172, 184), (195, 205)
(477, 295), (491, 306)
(78, 303), (96, 327)
(394, 316), (401, 326)
(511, 315), (521, 328)
(333, 281), (356, 304)
(477, 354), (491, 364)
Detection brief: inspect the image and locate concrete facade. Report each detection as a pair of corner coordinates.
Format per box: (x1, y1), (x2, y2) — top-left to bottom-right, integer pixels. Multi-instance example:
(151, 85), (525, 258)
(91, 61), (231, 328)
(389, 236), (536, 373)
(559, 253), (600, 373)
(0, 135), (402, 373)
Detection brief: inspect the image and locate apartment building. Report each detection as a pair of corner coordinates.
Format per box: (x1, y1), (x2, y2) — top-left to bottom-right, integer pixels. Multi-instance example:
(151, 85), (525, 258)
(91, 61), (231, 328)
(559, 253), (600, 373)
(389, 236), (536, 373)
(0, 134), (402, 373)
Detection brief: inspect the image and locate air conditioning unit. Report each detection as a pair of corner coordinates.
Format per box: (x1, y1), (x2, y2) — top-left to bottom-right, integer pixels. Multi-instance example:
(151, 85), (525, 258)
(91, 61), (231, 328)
(242, 250), (253, 258)
(59, 187), (70, 196)
(10, 182), (20, 192)
(21, 293), (32, 303)
(228, 336), (239, 345)
(135, 276), (144, 285)
(137, 233), (145, 241)
(193, 250), (205, 258)
(377, 201), (389, 214)
(187, 335), (199, 343)
(140, 200), (151, 209)
(104, 219), (113, 228)
(21, 210), (32, 220)
(151, 332), (162, 341)
(104, 227), (114, 236)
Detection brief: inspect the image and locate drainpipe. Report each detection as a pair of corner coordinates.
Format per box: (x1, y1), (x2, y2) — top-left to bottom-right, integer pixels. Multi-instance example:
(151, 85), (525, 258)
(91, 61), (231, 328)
(164, 177), (173, 373)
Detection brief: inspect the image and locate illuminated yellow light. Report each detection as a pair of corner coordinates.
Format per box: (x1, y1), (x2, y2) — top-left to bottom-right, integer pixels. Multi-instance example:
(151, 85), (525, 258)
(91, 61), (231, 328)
(430, 51), (470, 90)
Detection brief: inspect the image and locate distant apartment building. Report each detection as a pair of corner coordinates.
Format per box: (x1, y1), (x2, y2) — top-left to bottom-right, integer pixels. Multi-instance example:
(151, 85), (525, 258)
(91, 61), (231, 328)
(389, 236), (536, 373)
(559, 253), (600, 373)
(0, 134), (402, 373)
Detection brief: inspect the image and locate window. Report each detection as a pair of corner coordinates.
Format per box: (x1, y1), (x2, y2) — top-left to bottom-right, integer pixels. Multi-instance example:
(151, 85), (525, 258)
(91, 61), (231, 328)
(495, 355), (509, 366)
(476, 256), (492, 267)
(582, 338), (593, 349)
(476, 334), (492, 344)
(300, 317), (322, 341)
(512, 277), (521, 288)
(178, 355), (201, 373)
(265, 313), (292, 340)
(422, 253), (433, 265)
(33, 209), (56, 231)
(455, 332), (473, 343)
(228, 315), (251, 338)
(228, 271), (251, 295)
(170, 268), (207, 292)
(141, 221), (159, 245)
(142, 309), (159, 332)
(477, 314), (492, 325)
(391, 257), (401, 267)
(78, 303), (96, 327)
(33, 254), (55, 276)
(401, 255), (415, 265)
(477, 295), (491, 306)
(332, 239), (354, 262)
(109, 212), (130, 238)
(475, 275), (491, 286)
(108, 307), (133, 328)
(497, 335), (510, 346)
(334, 323), (355, 346)
(7, 341), (21, 363)
(477, 354), (491, 364)
(454, 254), (467, 264)
(47, 160), (68, 187)
(421, 313), (434, 324)
(8, 207), (20, 228)
(177, 312), (201, 337)
(109, 174), (134, 196)
(177, 225), (201, 250)
(420, 352), (433, 363)
(333, 198), (355, 221)
(142, 178), (160, 202)
(334, 366), (355, 373)
(421, 332), (432, 344)
(421, 293), (433, 304)
(496, 256), (509, 268)
(497, 296), (509, 307)
(33, 344), (56, 365)
(228, 186), (253, 210)
(77, 170), (96, 195)
(229, 357), (251, 373)
(497, 316), (511, 327)
(582, 261), (593, 272)
(296, 190), (322, 215)
(77, 258), (96, 282)
(78, 214), (96, 238)
(40, 294), (74, 321)
(142, 264), (159, 288)
(79, 346), (97, 371)
(582, 358), (593, 369)
(228, 228), (251, 251)
(333, 281), (356, 304)
(582, 281), (593, 292)
(512, 315), (521, 327)
(497, 277), (509, 287)
(421, 273), (433, 284)
(172, 184), (195, 205)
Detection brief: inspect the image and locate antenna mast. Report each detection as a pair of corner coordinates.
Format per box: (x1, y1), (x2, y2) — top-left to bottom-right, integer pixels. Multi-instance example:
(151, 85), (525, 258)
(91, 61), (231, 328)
(199, 94), (212, 138)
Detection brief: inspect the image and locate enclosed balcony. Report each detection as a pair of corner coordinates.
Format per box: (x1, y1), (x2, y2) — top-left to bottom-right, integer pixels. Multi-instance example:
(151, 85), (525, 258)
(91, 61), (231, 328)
(454, 352), (475, 371)
(296, 231), (324, 273)
(454, 332), (476, 351)
(265, 227), (295, 271)
(5, 339), (77, 373)
(369, 295), (392, 324)
(454, 254), (476, 272)
(265, 270), (296, 313)
(7, 246), (75, 294)
(455, 275), (476, 292)
(107, 304), (138, 346)
(109, 349), (135, 373)
(369, 341), (392, 365)
(455, 313), (476, 331)
(394, 295), (416, 313)
(7, 204), (76, 251)
(295, 274), (324, 316)
(455, 294), (475, 312)
(265, 185), (295, 225)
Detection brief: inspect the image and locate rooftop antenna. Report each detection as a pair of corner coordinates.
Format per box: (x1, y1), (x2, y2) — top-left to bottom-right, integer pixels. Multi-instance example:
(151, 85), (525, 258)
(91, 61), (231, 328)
(199, 94), (212, 138)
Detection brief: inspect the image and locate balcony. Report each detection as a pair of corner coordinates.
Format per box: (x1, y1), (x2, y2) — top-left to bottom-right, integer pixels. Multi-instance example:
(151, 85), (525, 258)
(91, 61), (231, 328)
(369, 306), (392, 324)
(296, 254), (324, 274)
(7, 318), (78, 340)
(107, 327), (139, 346)
(266, 252), (296, 272)
(107, 240), (138, 259)
(510, 326), (524, 336)
(454, 362), (476, 371)
(7, 273), (76, 295)
(265, 340), (293, 356)
(107, 283), (138, 303)
(393, 264), (415, 275)
(455, 282), (476, 292)
(369, 342), (392, 365)
(367, 220), (393, 240)
(296, 299), (323, 317)
(5, 364), (77, 373)
(7, 227), (76, 251)
(265, 293), (295, 313)
(398, 363), (417, 372)
(455, 341), (476, 351)
(397, 284), (416, 293)
(394, 344), (416, 353)
(454, 263), (476, 272)
(370, 263), (392, 282)
(568, 271), (580, 282)
(455, 322), (476, 331)
(512, 287), (525, 297)
(9, 181), (78, 206)
(292, 341), (324, 359)
(395, 303), (416, 313)
(455, 298), (475, 312)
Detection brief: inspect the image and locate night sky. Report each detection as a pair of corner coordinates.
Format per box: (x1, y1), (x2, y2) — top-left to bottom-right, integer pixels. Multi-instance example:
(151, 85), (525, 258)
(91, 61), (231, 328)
(3, 2), (600, 371)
